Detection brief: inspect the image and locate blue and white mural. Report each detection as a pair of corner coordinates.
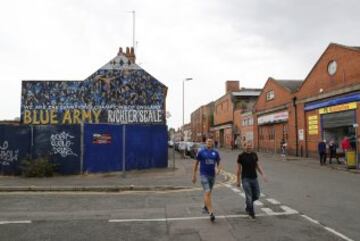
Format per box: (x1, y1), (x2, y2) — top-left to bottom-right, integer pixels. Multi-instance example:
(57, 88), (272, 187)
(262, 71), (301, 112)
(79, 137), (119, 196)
(21, 49), (167, 125)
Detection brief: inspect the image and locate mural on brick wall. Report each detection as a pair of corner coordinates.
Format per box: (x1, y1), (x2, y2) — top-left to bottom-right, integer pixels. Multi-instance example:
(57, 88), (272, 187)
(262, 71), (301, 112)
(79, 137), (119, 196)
(21, 52), (167, 125)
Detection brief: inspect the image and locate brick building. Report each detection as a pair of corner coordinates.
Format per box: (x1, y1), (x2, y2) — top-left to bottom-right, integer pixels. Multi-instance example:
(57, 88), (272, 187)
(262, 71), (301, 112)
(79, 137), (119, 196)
(254, 78), (302, 154)
(183, 123), (192, 142)
(191, 102), (214, 142)
(239, 111), (255, 149)
(295, 43), (360, 160)
(211, 81), (261, 148)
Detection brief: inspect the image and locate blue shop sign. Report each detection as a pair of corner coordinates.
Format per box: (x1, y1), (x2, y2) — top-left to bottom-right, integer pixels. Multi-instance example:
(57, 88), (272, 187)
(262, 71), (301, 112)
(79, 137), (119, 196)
(304, 92), (360, 111)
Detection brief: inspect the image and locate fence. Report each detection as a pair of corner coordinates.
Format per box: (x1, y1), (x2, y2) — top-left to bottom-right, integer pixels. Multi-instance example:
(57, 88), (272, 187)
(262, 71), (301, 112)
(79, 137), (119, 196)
(0, 124), (168, 175)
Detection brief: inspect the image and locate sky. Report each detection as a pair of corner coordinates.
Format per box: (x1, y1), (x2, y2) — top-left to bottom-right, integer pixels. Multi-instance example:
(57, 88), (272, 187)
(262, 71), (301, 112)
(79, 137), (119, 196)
(0, 0), (359, 129)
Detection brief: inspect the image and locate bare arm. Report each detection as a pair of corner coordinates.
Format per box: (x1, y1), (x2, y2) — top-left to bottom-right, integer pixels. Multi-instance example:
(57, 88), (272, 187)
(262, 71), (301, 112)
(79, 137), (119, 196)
(216, 159), (223, 175)
(192, 160), (200, 184)
(236, 163), (242, 187)
(256, 162), (268, 182)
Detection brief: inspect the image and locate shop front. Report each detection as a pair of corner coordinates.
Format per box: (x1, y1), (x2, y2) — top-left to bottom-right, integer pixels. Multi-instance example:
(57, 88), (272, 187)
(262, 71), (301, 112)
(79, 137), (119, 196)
(257, 110), (288, 153)
(304, 92), (360, 168)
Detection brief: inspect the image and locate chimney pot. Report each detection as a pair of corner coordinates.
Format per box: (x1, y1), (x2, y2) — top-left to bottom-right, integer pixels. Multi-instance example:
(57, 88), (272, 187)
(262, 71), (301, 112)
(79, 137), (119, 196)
(117, 47), (123, 56)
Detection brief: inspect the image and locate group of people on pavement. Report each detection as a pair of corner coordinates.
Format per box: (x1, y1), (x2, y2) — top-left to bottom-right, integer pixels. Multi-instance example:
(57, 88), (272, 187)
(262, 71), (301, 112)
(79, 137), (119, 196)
(318, 136), (352, 166)
(192, 138), (267, 222)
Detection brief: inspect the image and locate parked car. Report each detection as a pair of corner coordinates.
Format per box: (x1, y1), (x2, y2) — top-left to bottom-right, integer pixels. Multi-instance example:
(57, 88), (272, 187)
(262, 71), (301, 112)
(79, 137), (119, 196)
(185, 142), (194, 156)
(189, 142), (205, 159)
(177, 141), (187, 152)
(168, 140), (174, 148)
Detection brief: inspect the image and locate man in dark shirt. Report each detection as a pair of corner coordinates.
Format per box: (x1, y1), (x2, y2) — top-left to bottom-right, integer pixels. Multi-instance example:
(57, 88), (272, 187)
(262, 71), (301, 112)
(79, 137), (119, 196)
(236, 143), (267, 219)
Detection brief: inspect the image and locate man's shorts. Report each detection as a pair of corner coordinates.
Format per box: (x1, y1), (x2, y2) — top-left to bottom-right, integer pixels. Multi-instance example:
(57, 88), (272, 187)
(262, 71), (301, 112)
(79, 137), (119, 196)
(200, 175), (215, 192)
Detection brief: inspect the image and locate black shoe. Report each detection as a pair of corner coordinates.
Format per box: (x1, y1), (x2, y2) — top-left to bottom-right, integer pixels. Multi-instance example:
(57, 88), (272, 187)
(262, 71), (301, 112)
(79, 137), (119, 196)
(248, 208), (255, 219)
(210, 213), (215, 222)
(202, 206), (209, 214)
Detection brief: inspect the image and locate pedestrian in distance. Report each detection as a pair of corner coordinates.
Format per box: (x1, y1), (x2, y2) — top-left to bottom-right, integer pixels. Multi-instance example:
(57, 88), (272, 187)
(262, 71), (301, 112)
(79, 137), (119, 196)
(236, 143), (268, 219)
(192, 138), (222, 222)
(318, 139), (327, 165)
(341, 136), (351, 163)
(329, 139), (340, 164)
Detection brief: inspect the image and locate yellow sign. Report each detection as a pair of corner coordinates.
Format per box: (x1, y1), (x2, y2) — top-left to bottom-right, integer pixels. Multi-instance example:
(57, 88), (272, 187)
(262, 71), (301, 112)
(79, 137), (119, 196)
(319, 102), (357, 115)
(308, 125), (318, 131)
(308, 120), (318, 125)
(308, 115), (318, 135)
(309, 130), (318, 135)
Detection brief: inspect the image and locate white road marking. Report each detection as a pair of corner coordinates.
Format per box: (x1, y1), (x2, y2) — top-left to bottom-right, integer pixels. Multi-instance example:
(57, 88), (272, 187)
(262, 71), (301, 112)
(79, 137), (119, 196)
(301, 214), (320, 224)
(301, 215), (354, 241)
(324, 227), (354, 241)
(222, 171), (354, 241)
(230, 188), (241, 193)
(0, 220), (32, 225)
(266, 198), (281, 205)
(261, 206), (298, 216)
(254, 200), (263, 206)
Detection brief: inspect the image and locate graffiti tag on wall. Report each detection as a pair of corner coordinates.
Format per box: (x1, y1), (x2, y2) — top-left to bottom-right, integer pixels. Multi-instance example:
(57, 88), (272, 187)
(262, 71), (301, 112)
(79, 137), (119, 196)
(50, 132), (78, 158)
(0, 141), (19, 166)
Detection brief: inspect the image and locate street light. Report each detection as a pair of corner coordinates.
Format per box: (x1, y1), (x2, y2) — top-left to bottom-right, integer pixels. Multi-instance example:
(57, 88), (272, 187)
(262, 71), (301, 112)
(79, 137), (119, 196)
(182, 78), (192, 141)
(181, 77), (192, 159)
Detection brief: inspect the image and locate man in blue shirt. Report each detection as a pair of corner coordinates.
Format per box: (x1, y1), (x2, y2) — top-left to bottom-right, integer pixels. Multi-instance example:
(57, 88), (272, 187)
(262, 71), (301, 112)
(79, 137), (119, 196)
(192, 138), (222, 222)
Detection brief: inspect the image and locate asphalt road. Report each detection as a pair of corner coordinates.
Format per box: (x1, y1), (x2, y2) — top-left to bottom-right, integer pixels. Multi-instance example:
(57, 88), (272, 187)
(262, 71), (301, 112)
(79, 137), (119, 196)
(0, 149), (359, 241)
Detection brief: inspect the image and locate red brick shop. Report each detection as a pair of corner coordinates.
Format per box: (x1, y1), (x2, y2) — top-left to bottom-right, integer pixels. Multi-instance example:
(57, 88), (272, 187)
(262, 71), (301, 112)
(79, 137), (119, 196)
(296, 43), (360, 163)
(254, 43), (360, 168)
(254, 78), (302, 154)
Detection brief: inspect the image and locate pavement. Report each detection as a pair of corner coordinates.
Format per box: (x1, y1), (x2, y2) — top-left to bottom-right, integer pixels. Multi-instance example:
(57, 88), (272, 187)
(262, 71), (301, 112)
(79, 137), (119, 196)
(0, 150), (228, 192)
(0, 148), (358, 192)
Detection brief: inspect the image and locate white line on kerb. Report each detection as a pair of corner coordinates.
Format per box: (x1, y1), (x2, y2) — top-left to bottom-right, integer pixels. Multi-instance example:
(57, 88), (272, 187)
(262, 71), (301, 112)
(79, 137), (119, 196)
(254, 200), (264, 206)
(0, 220), (32, 225)
(109, 213), (269, 223)
(266, 198), (281, 205)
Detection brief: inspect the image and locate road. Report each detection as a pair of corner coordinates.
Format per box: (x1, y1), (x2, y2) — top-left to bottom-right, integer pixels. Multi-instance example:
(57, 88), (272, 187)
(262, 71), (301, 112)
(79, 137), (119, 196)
(0, 149), (359, 241)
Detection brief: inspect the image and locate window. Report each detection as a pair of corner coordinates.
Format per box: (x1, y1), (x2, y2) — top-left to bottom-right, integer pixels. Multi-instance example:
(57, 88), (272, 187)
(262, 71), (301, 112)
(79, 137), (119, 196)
(266, 90), (275, 101)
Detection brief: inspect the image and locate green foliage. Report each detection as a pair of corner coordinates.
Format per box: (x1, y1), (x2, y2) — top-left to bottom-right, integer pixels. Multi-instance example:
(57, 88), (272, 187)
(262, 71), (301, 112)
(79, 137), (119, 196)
(21, 157), (57, 177)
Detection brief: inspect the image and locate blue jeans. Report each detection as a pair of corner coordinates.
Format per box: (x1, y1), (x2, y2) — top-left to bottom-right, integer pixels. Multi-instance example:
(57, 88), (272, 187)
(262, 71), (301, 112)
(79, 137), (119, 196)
(242, 178), (260, 214)
(200, 175), (215, 193)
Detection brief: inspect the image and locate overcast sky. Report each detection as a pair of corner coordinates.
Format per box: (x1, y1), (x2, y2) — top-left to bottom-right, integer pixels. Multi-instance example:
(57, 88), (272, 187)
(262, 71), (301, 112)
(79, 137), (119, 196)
(0, 0), (359, 129)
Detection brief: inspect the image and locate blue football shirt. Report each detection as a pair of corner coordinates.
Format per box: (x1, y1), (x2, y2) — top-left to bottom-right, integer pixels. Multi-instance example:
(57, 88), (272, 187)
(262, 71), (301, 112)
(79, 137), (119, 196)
(196, 148), (220, 177)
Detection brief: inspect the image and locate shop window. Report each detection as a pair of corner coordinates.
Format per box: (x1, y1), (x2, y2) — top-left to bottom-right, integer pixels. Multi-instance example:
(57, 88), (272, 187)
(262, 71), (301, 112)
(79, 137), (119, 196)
(266, 90), (275, 101)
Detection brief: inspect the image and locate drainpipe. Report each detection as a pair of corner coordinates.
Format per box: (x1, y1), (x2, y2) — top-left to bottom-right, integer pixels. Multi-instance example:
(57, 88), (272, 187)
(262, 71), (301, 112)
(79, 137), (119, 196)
(293, 96), (299, 156)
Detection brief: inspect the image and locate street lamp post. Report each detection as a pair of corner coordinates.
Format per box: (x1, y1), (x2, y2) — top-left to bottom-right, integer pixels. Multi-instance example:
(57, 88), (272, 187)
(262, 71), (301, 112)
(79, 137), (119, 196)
(182, 78), (192, 157)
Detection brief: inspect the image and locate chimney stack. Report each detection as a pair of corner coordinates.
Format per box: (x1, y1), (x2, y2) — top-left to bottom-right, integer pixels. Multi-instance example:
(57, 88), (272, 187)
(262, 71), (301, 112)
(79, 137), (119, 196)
(225, 80), (240, 93)
(117, 46), (136, 64)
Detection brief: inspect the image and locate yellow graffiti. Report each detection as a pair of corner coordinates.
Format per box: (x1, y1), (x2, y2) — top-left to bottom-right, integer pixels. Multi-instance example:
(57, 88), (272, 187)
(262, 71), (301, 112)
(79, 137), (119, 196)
(23, 109), (101, 125)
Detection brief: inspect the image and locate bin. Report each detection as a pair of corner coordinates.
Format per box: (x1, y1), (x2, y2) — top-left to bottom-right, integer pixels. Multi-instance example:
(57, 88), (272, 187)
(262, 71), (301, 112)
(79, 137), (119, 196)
(345, 151), (356, 169)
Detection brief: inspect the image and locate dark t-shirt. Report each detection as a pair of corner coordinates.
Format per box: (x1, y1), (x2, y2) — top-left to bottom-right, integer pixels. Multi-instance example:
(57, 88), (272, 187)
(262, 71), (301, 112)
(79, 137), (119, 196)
(237, 151), (258, 179)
